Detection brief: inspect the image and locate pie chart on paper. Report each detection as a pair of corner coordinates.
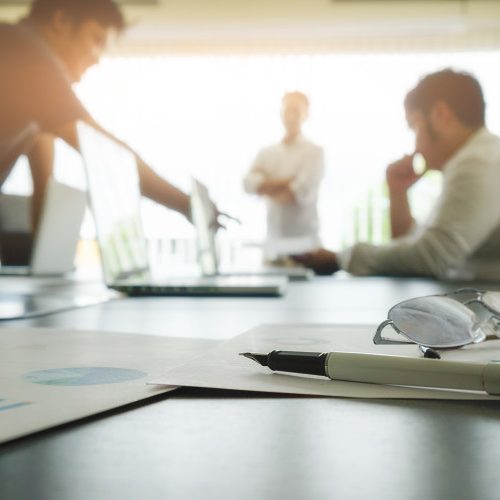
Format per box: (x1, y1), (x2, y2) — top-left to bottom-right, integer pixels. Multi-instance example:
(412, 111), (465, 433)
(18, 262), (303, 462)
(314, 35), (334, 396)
(24, 367), (147, 386)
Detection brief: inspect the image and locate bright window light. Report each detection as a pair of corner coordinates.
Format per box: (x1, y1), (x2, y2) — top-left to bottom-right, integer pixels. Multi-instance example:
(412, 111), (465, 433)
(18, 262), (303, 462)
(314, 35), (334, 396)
(4, 50), (500, 251)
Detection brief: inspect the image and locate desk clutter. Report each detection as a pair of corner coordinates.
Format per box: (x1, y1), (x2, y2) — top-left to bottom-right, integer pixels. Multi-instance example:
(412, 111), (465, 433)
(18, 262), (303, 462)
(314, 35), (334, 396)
(152, 324), (500, 400)
(5, 282), (500, 444)
(4, 320), (500, 444)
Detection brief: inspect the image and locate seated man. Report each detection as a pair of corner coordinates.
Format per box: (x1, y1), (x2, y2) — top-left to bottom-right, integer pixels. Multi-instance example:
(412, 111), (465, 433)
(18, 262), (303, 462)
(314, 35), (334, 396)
(295, 69), (500, 280)
(0, 0), (210, 246)
(243, 91), (325, 262)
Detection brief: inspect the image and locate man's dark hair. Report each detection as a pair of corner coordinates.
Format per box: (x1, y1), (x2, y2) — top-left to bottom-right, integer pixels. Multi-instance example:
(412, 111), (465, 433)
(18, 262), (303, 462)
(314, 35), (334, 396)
(28, 0), (126, 32)
(404, 69), (485, 128)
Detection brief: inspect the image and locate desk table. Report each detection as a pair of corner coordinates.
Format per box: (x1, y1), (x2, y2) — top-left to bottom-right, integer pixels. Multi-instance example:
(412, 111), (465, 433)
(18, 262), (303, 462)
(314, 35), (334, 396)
(1, 274), (500, 500)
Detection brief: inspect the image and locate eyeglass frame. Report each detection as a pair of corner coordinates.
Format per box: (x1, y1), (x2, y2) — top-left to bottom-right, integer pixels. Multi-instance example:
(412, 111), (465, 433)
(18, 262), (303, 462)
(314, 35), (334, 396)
(374, 288), (500, 348)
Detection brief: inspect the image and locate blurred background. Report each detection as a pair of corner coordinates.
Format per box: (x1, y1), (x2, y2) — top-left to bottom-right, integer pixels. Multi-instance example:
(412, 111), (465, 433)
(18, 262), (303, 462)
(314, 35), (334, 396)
(2, 0), (500, 265)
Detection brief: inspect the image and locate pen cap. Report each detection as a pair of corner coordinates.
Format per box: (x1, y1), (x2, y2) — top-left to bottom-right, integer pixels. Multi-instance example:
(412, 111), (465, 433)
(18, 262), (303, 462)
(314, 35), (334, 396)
(483, 362), (500, 395)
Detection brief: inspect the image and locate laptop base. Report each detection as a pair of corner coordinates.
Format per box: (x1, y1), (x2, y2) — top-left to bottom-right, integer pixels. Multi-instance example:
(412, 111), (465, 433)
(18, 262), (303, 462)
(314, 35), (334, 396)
(110, 276), (286, 298)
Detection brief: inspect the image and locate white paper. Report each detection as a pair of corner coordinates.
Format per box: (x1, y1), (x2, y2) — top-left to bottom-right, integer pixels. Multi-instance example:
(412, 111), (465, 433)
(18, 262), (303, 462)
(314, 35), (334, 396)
(264, 235), (318, 257)
(0, 328), (216, 443)
(151, 324), (500, 400)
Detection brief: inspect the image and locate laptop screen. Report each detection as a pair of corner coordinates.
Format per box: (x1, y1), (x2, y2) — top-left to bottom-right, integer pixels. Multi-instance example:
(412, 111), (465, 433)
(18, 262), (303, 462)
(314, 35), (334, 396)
(190, 179), (219, 276)
(77, 122), (150, 284)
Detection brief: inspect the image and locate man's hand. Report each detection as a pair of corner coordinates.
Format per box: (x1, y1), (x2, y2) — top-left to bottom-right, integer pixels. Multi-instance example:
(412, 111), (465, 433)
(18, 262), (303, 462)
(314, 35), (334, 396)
(386, 155), (423, 194)
(292, 248), (339, 276)
(258, 178), (296, 204)
(258, 178), (293, 195)
(209, 205), (242, 231)
(271, 185), (295, 204)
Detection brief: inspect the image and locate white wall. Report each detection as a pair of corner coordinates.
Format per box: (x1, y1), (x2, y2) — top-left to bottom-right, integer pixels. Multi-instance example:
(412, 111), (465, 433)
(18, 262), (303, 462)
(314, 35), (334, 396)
(2, 1), (500, 54)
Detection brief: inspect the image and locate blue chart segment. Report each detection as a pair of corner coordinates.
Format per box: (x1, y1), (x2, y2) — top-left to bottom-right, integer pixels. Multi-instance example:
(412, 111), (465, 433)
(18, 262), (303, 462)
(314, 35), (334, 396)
(24, 367), (147, 386)
(0, 399), (31, 412)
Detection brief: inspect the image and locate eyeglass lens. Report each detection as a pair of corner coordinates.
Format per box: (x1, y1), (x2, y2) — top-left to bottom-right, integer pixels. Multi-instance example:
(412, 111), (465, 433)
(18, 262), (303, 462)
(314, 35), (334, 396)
(388, 296), (480, 348)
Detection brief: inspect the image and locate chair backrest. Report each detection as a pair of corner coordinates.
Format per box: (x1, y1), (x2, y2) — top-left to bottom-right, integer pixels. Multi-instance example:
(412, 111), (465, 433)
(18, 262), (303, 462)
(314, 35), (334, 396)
(0, 194), (31, 232)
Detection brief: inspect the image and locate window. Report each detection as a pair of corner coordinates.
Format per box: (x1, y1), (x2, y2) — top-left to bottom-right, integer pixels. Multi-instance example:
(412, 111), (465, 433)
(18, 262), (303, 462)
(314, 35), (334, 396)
(4, 50), (500, 251)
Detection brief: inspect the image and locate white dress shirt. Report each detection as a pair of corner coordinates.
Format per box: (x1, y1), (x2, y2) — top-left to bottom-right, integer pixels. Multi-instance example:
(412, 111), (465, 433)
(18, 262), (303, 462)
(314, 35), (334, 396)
(339, 128), (500, 280)
(244, 135), (325, 255)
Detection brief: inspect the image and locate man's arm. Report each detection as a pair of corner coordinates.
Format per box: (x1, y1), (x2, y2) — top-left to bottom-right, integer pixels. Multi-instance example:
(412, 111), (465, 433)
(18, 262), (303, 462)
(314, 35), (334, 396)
(27, 133), (54, 231)
(243, 158), (295, 204)
(259, 146), (325, 206)
(388, 189), (413, 239)
(344, 152), (500, 278)
(386, 155), (421, 239)
(288, 147), (325, 206)
(135, 157), (190, 218)
(258, 177), (295, 203)
(294, 151), (500, 278)
(243, 162), (267, 195)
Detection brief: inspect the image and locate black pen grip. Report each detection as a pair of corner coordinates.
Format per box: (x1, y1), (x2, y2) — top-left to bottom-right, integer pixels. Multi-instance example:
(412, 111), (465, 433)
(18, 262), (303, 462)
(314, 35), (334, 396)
(267, 351), (328, 377)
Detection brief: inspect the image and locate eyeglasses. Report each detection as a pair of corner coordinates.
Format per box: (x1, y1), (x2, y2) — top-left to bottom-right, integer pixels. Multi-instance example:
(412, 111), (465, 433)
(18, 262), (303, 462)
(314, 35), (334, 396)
(374, 288), (500, 352)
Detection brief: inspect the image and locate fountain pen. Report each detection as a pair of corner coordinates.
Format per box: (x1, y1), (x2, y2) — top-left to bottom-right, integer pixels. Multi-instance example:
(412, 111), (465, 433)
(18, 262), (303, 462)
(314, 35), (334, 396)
(240, 350), (500, 395)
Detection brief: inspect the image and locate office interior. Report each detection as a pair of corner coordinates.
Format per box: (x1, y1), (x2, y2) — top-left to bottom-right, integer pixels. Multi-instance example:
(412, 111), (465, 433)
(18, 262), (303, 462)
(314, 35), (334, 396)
(2, 1), (500, 500)
(4, 0), (500, 260)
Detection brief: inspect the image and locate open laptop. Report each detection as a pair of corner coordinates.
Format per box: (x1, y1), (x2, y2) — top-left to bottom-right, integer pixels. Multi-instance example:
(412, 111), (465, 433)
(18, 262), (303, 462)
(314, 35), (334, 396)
(0, 178), (86, 276)
(77, 122), (286, 297)
(190, 179), (313, 281)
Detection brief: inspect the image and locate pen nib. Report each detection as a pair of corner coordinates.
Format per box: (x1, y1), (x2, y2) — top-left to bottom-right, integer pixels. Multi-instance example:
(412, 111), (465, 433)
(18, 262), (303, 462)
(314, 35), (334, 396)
(239, 352), (269, 367)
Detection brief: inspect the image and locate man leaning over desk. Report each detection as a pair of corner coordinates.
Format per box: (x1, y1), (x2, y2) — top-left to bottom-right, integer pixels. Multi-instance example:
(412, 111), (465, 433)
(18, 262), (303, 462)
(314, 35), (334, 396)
(0, 0), (214, 239)
(295, 69), (500, 281)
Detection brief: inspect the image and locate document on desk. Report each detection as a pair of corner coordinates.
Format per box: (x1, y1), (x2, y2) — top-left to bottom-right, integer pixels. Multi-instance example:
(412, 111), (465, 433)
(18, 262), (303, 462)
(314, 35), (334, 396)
(151, 324), (500, 400)
(0, 328), (216, 444)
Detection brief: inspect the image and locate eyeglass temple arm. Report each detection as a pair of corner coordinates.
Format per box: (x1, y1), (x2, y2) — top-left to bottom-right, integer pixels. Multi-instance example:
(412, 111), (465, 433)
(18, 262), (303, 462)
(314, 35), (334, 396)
(373, 319), (414, 345)
(446, 289), (500, 320)
(457, 297), (500, 325)
(445, 288), (483, 301)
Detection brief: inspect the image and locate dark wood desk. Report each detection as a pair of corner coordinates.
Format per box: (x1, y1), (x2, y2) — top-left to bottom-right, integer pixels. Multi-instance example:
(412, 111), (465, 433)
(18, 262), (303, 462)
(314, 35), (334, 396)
(1, 275), (500, 500)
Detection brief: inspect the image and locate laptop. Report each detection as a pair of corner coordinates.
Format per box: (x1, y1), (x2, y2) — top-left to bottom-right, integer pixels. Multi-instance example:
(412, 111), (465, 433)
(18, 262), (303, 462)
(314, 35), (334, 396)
(0, 178), (86, 276)
(77, 122), (286, 297)
(190, 179), (313, 281)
